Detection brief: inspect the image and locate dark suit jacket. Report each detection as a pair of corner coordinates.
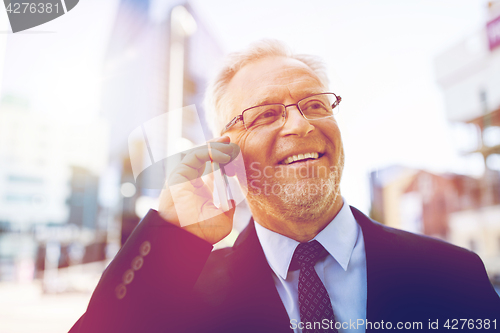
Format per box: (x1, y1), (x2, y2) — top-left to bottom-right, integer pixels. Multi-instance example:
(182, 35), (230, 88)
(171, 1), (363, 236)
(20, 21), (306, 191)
(69, 207), (500, 333)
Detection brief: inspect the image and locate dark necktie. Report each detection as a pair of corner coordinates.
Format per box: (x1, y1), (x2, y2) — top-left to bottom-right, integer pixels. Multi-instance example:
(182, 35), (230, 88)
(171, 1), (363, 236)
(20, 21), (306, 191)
(290, 240), (338, 333)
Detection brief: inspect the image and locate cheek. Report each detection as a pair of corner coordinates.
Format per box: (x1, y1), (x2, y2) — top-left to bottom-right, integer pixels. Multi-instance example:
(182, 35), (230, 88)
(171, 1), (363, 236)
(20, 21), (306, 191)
(232, 131), (268, 161)
(229, 132), (249, 155)
(323, 122), (342, 145)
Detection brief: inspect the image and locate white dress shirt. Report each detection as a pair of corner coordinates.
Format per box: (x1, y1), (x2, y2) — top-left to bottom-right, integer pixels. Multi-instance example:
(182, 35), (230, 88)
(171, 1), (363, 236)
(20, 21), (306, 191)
(254, 200), (367, 333)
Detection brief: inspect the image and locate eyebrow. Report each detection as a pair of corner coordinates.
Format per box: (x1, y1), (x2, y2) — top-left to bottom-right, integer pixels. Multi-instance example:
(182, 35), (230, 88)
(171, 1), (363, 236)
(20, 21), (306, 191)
(249, 89), (326, 109)
(251, 97), (279, 108)
(250, 91), (282, 107)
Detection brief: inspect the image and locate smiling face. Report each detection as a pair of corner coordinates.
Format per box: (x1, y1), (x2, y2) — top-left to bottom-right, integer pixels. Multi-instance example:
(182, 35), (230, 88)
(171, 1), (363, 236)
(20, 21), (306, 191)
(224, 56), (344, 234)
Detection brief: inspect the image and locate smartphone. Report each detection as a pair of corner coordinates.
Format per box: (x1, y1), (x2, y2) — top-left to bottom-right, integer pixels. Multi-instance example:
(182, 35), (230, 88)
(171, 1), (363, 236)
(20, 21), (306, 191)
(211, 161), (233, 211)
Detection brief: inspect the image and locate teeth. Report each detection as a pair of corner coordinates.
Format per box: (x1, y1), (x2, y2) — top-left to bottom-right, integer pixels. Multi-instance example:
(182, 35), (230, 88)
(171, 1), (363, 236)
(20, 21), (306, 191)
(282, 152), (320, 165)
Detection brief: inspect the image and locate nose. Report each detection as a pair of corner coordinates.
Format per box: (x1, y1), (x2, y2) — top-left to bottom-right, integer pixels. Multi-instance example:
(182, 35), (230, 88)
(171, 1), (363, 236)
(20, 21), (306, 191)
(280, 105), (315, 136)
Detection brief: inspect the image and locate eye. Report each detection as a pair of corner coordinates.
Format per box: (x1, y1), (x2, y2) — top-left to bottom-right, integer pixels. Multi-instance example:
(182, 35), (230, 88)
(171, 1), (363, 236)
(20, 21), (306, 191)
(260, 109), (279, 118)
(245, 105), (282, 128)
(254, 107), (281, 120)
(302, 100), (329, 113)
(307, 101), (327, 110)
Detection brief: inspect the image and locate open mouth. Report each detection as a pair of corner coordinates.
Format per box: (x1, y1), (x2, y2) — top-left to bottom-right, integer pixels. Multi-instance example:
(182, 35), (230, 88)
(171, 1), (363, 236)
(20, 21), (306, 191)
(280, 152), (324, 165)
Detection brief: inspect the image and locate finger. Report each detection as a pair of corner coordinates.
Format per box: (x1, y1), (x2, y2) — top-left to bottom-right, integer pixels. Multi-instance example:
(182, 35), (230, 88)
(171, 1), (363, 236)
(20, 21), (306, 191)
(170, 156), (230, 187)
(183, 146), (231, 170)
(174, 165), (202, 182)
(207, 137), (233, 162)
(219, 143), (240, 165)
(177, 143), (234, 174)
(208, 142), (234, 156)
(168, 145), (233, 187)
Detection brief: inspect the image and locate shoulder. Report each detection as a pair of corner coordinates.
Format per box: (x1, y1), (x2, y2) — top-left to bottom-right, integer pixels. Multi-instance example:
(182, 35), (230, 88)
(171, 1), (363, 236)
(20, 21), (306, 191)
(351, 205), (480, 267)
(352, 205), (495, 298)
(351, 206), (500, 316)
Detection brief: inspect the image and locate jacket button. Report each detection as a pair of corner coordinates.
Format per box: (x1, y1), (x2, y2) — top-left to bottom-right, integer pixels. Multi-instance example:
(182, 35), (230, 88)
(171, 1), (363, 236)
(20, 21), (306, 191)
(123, 269), (134, 285)
(140, 241), (151, 256)
(132, 256), (144, 271)
(115, 284), (126, 300)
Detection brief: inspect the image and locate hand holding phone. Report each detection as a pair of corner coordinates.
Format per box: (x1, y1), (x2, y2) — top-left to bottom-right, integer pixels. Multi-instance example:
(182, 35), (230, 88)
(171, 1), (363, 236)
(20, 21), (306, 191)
(158, 136), (238, 244)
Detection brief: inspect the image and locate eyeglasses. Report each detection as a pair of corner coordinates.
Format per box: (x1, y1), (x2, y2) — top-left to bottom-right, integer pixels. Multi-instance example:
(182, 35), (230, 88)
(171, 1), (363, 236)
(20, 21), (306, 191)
(220, 93), (341, 135)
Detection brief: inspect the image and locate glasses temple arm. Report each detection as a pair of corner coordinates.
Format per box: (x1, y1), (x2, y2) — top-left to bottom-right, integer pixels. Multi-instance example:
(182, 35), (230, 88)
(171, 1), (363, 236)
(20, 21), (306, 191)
(220, 115), (243, 135)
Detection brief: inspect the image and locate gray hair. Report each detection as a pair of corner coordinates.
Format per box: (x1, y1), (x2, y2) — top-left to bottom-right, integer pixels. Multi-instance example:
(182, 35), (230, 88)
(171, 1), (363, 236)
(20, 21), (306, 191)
(204, 39), (330, 136)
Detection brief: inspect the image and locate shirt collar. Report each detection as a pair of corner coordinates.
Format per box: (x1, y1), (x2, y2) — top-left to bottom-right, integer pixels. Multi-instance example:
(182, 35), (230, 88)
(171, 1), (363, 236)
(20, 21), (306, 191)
(254, 199), (359, 280)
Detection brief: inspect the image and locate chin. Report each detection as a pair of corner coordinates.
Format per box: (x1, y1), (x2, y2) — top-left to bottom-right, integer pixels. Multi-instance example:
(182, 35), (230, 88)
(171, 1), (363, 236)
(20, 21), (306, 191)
(279, 176), (340, 222)
(248, 162), (343, 223)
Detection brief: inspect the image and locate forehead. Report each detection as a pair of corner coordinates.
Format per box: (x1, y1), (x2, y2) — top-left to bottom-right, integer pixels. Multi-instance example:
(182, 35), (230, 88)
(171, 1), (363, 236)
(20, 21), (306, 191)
(226, 57), (326, 112)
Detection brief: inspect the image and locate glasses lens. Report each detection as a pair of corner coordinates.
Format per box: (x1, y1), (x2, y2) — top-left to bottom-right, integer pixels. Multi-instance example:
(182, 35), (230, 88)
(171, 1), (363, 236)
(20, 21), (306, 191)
(243, 104), (284, 130)
(299, 93), (337, 119)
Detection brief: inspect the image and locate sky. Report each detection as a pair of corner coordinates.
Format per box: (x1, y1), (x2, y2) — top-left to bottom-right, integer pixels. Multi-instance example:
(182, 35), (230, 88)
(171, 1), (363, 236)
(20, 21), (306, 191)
(0, 0), (492, 213)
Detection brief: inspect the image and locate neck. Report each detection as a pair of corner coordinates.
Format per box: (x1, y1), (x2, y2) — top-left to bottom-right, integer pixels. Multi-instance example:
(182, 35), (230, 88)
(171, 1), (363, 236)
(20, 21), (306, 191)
(249, 195), (344, 242)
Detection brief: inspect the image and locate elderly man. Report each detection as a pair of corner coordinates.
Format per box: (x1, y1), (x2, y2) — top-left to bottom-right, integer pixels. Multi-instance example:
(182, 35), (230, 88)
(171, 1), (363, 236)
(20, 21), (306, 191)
(69, 40), (500, 333)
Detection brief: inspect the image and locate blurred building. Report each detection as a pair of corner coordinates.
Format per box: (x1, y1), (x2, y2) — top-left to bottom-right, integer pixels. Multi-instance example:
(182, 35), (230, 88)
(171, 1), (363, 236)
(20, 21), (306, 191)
(0, 95), (68, 282)
(0, 94), (110, 286)
(100, 0), (225, 244)
(0, 95), (70, 227)
(67, 167), (100, 230)
(370, 166), (500, 276)
(370, 166), (417, 232)
(370, 167), (454, 238)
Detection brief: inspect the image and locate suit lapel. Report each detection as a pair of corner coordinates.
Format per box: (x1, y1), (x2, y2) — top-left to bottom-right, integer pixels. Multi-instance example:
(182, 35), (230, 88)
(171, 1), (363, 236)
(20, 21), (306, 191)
(228, 218), (293, 333)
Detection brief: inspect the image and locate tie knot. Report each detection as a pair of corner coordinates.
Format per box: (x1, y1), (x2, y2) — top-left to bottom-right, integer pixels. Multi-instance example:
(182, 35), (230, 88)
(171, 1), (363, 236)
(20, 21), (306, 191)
(289, 240), (328, 271)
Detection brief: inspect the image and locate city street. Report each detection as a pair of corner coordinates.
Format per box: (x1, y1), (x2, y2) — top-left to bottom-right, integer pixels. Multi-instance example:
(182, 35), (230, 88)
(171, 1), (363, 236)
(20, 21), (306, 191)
(0, 282), (91, 333)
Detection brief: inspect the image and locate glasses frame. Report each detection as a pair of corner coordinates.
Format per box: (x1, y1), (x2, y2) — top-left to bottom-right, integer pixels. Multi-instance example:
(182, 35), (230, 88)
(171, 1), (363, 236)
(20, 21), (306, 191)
(220, 93), (341, 135)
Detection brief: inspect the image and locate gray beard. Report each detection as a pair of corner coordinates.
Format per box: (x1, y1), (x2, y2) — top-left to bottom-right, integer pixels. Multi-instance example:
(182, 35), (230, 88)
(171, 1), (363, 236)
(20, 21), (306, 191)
(247, 164), (343, 223)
